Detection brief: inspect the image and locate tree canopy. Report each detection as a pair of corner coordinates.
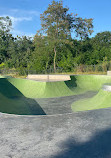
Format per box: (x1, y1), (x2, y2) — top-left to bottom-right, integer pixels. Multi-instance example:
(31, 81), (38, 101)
(36, 0), (94, 71)
(0, 1), (111, 74)
(40, 0), (93, 40)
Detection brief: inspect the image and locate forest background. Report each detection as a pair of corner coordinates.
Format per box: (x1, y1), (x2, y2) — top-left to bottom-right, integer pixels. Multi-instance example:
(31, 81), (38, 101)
(0, 0), (111, 75)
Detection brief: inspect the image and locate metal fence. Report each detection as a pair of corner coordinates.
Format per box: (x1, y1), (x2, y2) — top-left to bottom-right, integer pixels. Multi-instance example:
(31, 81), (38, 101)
(0, 63), (111, 76)
(0, 69), (18, 75)
(0, 67), (64, 75)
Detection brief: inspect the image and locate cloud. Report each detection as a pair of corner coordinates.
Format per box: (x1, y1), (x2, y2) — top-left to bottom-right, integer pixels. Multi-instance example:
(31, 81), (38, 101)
(0, 14), (32, 27)
(11, 29), (35, 37)
(0, 8), (40, 28)
(0, 8), (40, 37)
(10, 16), (32, 26)
(10, 9), (40, 17)
(10, 16), (34, 37)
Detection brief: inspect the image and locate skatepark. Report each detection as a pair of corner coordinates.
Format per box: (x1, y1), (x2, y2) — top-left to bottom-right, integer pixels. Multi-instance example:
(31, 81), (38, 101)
(1, 74), (111, 157)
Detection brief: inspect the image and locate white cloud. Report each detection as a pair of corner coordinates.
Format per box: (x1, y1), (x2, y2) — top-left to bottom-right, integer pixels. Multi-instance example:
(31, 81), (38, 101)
(10, 9), (40, 17)
(0, 14), (32, 28)
(0, 8), (40, 37)
(10, 16), (32, 22)
(9, 16), (32, 27)
(11, 29), (34, 37)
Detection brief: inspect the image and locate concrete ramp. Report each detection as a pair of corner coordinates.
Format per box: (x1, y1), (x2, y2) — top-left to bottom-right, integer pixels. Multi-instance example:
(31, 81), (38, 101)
(0, 75), (111, 115)
(71, 88), (111, 112)
(1, 75), (111, 157)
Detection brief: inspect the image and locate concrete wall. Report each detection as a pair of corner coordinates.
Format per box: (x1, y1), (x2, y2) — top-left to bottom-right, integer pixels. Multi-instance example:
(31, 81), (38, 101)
(107, 71), (111, 76)
(27, 74), (71, 81)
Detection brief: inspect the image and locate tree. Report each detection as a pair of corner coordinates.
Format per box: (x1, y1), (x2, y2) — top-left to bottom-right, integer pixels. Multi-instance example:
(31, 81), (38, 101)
(6, 36), (34, 69)
(0, 16), (12, 32)
(87, 31), (111, 65)
(92, 31), (111, 46)
(32, 34), (52, 73)
(0, 16), (12, 63)
(38, 0), (93, 72)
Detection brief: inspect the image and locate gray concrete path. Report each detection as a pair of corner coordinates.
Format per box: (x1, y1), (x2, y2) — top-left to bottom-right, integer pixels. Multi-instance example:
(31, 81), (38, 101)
(36, 91), (97, 115)
(1, 108), (111, 158)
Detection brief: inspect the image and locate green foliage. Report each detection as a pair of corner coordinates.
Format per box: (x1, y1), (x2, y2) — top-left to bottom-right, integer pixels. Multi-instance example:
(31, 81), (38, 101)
(0, 62), (5, 68)
(0, 3), (111, 74)
(0, 16), (13, 63)
(40, 0), (93, 40)
(17, 67), (28, 76)
(0, 16), (12, 32)
(40, 0), (72, 39)
(58, 53), (74, 72)
(38, 0), (93, 72)
(5, 36), (34, 69)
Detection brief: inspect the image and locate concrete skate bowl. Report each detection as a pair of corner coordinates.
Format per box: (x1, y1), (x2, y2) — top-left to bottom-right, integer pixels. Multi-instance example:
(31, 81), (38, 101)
(1, 75), (111, 115)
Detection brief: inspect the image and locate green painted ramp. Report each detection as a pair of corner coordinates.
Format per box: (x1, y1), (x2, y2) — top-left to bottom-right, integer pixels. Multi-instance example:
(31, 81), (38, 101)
(8, 75), (111, 98)
(71, 89), (111, 112)
(0, 75), (111, 115)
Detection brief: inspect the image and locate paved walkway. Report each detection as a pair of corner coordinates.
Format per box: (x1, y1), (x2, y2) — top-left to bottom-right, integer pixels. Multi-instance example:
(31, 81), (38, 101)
(1, 108), (111, 158)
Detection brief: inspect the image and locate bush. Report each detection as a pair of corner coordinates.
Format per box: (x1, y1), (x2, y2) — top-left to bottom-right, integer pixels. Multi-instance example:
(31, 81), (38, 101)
(18, 67), (28, 76)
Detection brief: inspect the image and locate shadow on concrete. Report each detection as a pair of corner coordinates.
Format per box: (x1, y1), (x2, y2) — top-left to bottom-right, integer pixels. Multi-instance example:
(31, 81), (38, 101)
(65, 76), (77, 90)
(36, 91), (97, 115)
(52, 128), (111, 158)
(0, 78), (23, 98)
(0, 78), (46, 115)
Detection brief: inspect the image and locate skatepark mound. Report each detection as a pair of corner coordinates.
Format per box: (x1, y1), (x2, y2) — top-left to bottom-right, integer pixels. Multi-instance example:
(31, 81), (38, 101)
(0, 75), (111, 115)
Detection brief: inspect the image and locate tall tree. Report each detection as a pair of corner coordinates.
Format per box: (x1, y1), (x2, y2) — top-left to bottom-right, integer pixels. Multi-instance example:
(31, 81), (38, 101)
(38, 0), (93, 72)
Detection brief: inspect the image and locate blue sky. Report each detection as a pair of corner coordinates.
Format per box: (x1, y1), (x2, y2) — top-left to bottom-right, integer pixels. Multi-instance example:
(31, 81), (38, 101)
(0, 0), (111, 38)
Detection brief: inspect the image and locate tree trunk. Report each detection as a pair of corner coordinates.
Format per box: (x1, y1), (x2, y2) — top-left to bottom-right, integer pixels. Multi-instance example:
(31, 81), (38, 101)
(54, 47), (56, 73)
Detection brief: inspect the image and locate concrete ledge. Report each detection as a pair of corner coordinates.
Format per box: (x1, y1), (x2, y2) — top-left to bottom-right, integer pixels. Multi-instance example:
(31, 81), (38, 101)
(107, 71), (111, 75)
(27, 74), (71, 81)
(102, 85), (111, 92)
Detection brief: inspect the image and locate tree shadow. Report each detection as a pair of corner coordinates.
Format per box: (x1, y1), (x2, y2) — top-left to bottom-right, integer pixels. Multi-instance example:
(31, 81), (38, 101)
(52, 128), (111, 158)
(0, 78), (46, 115)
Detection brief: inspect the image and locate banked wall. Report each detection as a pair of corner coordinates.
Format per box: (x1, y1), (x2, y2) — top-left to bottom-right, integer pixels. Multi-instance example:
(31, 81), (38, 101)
(6, 75), (111, 98)
(0, 75), (111, 115)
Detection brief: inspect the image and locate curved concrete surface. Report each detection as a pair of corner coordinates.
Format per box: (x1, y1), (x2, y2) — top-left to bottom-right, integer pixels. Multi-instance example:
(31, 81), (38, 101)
(8, 75), (111, 98)
(0, 75), (111, 115)
(5, 75), (111, 97)
(72, 85), (111, 112)
(36, 91), (96, 115)
(1, 108), (111, 158)
(1, 75), (111, 157)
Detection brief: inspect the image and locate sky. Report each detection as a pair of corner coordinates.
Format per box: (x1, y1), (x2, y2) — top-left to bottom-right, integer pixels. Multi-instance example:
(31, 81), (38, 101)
(0, 0), (111, 38)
